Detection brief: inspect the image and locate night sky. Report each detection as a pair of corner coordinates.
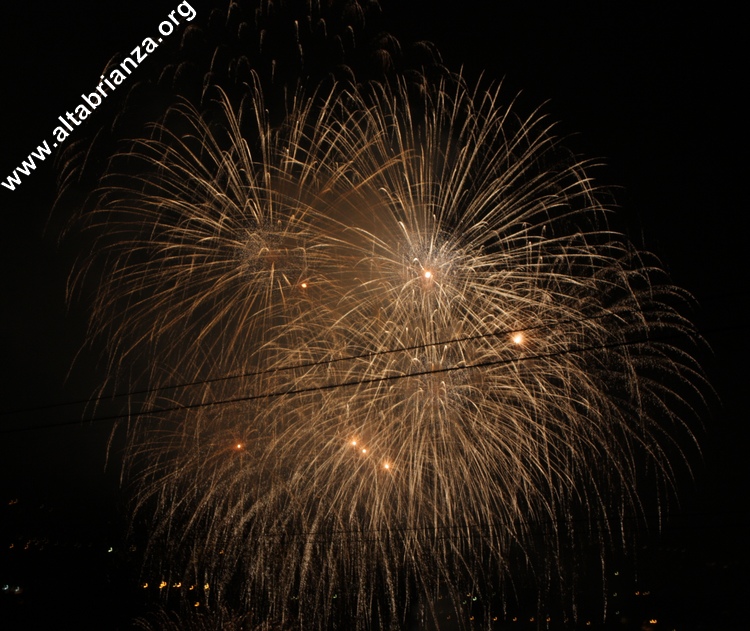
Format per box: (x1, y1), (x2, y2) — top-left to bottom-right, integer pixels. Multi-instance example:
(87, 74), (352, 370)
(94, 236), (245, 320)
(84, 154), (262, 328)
(1, 1), (746, 629)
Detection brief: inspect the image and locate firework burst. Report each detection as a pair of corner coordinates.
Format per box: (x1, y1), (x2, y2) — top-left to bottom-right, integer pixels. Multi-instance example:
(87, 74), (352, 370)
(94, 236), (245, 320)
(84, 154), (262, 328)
(72, 71), (705, 628)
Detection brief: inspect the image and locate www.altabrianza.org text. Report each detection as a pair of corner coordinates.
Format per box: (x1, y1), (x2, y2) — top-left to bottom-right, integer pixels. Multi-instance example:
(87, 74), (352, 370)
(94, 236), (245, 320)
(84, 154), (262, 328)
(2, 2), (197, 192)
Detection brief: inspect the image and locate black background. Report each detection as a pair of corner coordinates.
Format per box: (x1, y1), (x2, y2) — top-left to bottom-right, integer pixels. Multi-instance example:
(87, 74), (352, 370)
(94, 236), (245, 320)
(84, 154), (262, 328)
(1, 1), (746, 629)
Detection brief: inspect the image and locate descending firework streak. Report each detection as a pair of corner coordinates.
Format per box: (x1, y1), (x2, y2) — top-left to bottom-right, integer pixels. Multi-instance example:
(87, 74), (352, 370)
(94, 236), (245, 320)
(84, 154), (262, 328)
(72, 50), (705, 631)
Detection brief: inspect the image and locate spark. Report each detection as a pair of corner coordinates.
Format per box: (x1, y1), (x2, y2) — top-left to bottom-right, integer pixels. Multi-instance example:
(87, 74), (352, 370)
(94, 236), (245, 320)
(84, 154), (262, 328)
(73, 73), (706, 630)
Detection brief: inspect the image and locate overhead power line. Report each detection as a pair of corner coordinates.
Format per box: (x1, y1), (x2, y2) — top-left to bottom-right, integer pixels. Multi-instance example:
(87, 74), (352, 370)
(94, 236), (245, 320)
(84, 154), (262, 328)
(1, 325), (719, 435)
(0, 308), (669, 419)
